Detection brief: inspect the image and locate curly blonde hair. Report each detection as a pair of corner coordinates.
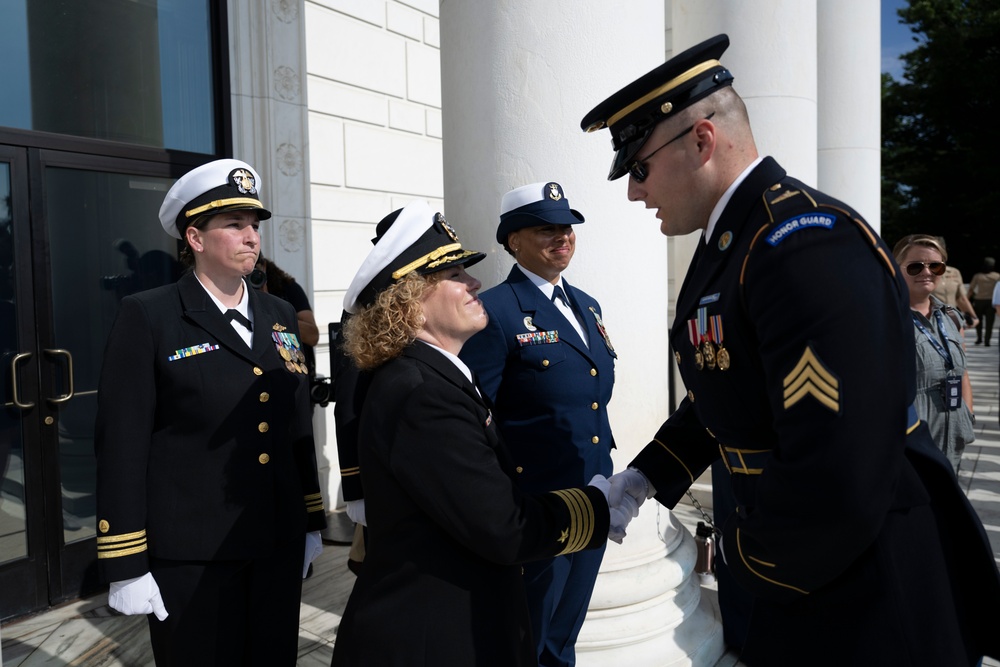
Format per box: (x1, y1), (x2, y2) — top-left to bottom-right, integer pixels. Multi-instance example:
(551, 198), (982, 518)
(343, 271), (443, 370)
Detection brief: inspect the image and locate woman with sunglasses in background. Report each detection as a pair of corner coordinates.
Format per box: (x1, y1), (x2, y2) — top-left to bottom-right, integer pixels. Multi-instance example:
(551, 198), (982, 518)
(893, 235), (976, 472)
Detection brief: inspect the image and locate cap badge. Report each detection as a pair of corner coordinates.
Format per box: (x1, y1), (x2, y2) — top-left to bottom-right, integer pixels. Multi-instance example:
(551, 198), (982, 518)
(230, 168), (258, 195)
(546, 183), (563, 201)
(436, 212), (460, 243)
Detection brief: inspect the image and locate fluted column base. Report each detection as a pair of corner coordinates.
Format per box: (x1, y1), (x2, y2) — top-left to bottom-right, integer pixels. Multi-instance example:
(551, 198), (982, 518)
(577, 509), (725, 666)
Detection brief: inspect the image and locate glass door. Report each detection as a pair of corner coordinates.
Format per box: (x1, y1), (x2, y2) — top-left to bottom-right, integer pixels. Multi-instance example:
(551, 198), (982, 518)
(0, 146), (179, 619)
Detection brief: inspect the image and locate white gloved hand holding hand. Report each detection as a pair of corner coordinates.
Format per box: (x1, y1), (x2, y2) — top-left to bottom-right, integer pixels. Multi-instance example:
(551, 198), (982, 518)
(303, 530), (324, 578)
(589, 474), (634, 544)
(108, 572), (169, 621)
(608, 467), (652, 514)
(346, 499), (366, 527)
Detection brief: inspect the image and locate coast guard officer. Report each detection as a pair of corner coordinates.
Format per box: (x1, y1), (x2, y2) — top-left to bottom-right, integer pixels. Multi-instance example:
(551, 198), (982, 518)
(460, 182), (616, 667)
(95, 159), (327, 666)
(583, 35), (1000, 666)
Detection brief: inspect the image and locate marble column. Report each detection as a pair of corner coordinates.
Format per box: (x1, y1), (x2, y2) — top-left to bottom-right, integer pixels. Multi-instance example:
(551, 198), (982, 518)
(672, 1), (819, 182)
(817, 0), (882, 231)
(440, 1), (725, 664)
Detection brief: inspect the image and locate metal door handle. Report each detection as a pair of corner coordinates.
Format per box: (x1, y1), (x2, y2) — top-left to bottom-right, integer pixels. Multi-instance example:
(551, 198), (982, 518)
(10, 352), (34, 409)
(45, 348), (74, 405)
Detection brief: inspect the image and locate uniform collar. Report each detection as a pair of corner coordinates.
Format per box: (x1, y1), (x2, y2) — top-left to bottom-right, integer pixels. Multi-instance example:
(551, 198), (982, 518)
(704, 156), (764, 244)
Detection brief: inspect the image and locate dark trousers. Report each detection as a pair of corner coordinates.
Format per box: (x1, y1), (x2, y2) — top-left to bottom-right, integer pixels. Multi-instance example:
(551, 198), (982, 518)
(522, 543), (606, 667)
(973, 299), (995, 344)
(147, 536), (305, 667)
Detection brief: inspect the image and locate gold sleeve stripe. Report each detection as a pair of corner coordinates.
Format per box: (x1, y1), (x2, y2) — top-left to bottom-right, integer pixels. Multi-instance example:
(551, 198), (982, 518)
(97, 544), (148, 559)
(651, 438), (695, 484)
(340, 467), (360, 477)
(736, 529), (808, 595)
(97, 538), (146, 551)
(304, 492), (323, 501)
(306, 505), (325, 513)
(96, 529), (147, 544)
(551, 488), (595, 556)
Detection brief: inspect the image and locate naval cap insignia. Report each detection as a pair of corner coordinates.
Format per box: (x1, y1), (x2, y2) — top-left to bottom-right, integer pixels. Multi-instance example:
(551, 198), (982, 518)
(229, 168), (257, 195)
(436, 212), (459, 243)
(546, 183), (563, 201)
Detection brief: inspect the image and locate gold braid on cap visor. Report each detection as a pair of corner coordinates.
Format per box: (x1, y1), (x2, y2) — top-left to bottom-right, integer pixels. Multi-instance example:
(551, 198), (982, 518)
(391, 243), (463, 280)
(185, 197), (264, 218)
(599, 59), (723, 131)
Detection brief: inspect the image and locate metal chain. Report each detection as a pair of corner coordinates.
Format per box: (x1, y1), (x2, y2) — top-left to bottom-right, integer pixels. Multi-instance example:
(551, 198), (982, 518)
(685, 490), (716, 530)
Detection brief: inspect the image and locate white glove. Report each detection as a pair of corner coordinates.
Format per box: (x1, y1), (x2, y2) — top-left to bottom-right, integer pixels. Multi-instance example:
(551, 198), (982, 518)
(108, 572), (169, 621)
(589, 474), (634, 545)
(346, 499), (367, 526)
(608, 467), (652, 513)
(303, 530), (323, 578)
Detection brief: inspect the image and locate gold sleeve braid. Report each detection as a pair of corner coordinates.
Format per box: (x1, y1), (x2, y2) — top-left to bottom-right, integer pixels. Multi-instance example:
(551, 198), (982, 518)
(97, 528), (148, 559)
(304, 492), (325, 513)
(550, 488), (596, 555)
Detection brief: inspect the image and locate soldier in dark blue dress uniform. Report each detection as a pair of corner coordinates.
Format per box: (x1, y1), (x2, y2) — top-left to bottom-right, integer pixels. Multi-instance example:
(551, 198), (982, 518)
(582, 34), (1000, 666)
(95, 159), (327, 666)
(460, 182), (616, 667)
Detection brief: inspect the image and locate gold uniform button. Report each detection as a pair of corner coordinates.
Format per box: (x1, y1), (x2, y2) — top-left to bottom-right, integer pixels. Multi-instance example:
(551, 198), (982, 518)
(258, 422), (269, 433)
(590, 368), (597, 376)
(516, 466), (523, 474)
(259, 453), (270, 464)
(688, 390), (695, 402)
(592, 436), (600, 444)
(253, 367), (263, 376)
(99, 519), (110, 534)
(259, 392), (270, 403)
(591, 402), (599, 410)
(542, 359), (550, 367)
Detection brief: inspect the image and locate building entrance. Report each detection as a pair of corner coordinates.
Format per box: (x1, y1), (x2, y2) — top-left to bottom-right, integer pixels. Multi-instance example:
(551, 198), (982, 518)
(0, 145), (178, 620)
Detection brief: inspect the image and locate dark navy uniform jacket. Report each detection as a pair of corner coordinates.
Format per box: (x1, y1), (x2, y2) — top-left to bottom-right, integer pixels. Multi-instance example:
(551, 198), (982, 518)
(331, 342), (609, 667)
(631, 157), (1000, 666)
(461, 266), (616, 493)
(95, 271), (326, 583)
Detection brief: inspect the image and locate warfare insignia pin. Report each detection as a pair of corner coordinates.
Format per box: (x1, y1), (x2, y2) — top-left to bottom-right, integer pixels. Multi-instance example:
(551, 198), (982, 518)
(272, 323), (287, 332)
(523, 316), (537, 332)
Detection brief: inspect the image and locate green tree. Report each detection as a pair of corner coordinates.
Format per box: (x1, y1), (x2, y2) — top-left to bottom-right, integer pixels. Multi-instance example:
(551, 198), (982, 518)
(881, 0), (1000, 276)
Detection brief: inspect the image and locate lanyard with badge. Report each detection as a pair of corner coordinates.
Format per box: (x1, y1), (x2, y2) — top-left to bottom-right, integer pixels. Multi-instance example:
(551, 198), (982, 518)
(912, 310), (962, 410)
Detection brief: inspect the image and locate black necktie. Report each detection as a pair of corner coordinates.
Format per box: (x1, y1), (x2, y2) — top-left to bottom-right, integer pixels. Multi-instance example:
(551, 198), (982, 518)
(552, 285), (569, 307)
(226, 309), (253, 332)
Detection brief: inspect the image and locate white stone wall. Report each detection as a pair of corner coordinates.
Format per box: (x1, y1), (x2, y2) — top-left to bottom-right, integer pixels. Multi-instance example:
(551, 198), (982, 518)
(304, 0), (444, 507)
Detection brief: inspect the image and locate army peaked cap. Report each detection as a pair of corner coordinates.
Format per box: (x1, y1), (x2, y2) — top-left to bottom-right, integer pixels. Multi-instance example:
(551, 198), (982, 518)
(580, 34), (734, 181)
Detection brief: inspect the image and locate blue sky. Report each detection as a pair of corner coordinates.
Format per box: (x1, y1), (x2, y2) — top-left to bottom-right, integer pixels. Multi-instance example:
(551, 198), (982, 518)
(882, 0), (917, 80)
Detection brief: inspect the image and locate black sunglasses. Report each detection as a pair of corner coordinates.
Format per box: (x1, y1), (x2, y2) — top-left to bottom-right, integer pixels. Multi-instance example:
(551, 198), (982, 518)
(904, 261), (946, 276)
(628, 113), (715, 183)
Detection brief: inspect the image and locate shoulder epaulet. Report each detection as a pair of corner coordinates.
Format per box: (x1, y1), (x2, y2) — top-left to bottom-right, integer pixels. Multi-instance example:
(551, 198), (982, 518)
(741, 180), (896, 286)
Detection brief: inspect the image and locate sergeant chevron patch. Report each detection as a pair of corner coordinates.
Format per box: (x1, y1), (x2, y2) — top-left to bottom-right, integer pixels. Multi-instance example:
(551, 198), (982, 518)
(782, 346), (840, 413)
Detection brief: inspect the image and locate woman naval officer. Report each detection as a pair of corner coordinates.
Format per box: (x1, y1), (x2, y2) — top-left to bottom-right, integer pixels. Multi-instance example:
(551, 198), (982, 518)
(94, 159), (326, 666)
(330, 201), (625, 667)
